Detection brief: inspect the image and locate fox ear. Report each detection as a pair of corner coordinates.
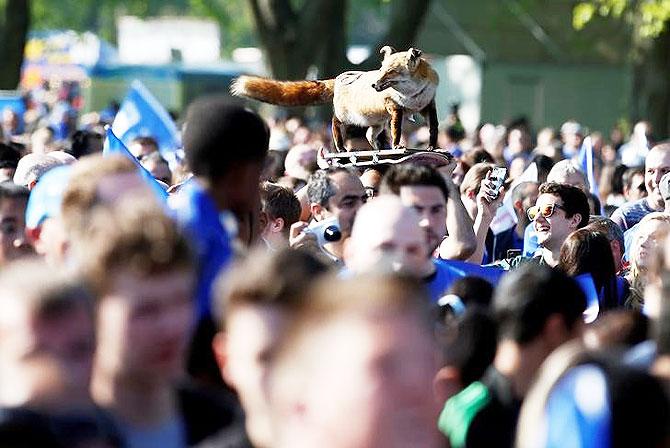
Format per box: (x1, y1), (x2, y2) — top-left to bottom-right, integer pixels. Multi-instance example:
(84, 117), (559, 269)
(380, 45), (395, 60)
(408, 48), (423, 59)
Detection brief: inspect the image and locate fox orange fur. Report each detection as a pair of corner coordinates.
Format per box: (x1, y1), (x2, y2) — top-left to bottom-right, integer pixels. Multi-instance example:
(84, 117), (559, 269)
(230, 46), (439, 152)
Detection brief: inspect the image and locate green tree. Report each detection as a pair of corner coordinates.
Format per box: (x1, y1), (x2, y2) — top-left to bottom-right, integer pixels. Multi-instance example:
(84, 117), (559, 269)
(0, 0), (29, 89)
(573, 0), (670, 137)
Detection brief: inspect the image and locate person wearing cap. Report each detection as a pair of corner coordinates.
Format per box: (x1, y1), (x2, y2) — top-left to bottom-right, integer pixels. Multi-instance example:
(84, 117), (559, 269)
(560, 120), (584, 159)
(611, 142), (670, 231)
(25, 165), (72, 267)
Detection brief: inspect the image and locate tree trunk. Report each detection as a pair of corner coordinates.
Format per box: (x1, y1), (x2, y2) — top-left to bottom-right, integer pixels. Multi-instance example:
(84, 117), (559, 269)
(0, 0), (30, 90)
(631, 29), (670, 140)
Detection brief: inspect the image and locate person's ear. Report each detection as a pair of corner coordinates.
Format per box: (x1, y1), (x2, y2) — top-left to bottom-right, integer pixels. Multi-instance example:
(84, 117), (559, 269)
(467, 189), (477, 200)
(513, 199), (523, 212)
(542, 314), (575, 351)
(310, 203), (325, 221)
(272, 217), (285, 234)
(212, 332), (234, 387)
(433, 366), (462, 404)
(569, 213), (584, 229)
(25, 226), (41, 244)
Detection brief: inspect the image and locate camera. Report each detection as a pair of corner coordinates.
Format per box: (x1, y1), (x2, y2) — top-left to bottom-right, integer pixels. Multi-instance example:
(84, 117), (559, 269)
(305, 216), (342, 247)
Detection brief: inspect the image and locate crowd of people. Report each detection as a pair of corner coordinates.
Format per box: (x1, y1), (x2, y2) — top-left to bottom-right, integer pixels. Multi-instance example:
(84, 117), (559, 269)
(0, 77), (668, 448)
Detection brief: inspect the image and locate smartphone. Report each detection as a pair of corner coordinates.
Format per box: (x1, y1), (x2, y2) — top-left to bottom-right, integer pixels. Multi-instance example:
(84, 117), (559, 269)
(490, 167), (507, 199)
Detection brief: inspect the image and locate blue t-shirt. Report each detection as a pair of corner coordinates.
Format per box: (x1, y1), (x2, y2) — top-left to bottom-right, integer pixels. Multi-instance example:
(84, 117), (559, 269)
(610, 198), (656, 231)
(170, 180), (233, 320)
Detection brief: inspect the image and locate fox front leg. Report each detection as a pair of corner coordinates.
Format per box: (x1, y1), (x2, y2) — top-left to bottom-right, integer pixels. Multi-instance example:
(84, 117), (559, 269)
(331, 116), (345, 152)
(421, 100), (438, 149)
(386, 102), (404, 149)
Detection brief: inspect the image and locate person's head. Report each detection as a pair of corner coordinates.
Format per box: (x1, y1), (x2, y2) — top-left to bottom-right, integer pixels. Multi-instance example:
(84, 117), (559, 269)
(494, 264), (586, 384)
(630, 212), (670, 277)
(546, 159), (589, 193)
(80, 198), (194, 384)
(459, 162), (495, 220)
(557, 229), (618, 310)
(434, 308), (496, 403)
(213, 248), (328, 448)
(345, 195), (428, 275)
(183, 100), (269, 215)
(140, 150), (172, 185)
(0, 182), (33, 265)
(284, 143), (317, 181)
(644, 143), (670, 210)
(307, 167), (366, 239)
(622, 166), (646, 202)
(270, 273), (442, 448)
(61, 154), (156, 257)
(511, 181), (539, 228)
(30, 126), (54, 154)
(259, 182), (301, 249)
(586, 217), (625, 273)
(0, 259), (95, 413)
(13, 153), (66, 190)
(0, 143), (21, 182)
(381, 164), (449, 253)
(517, 343), (669, 448)
(360, 168), (383, 200)
(69, 129), (104, 158)
(560, 120), (583, 150)
(25, 165), (72, 267)
(127, 136), (159, 160)
(528, 182), (590, 252)
(507, 128), (530, 155)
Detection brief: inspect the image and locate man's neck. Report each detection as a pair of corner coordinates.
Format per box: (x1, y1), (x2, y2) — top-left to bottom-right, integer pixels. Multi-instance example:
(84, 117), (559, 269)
(647, 196), (664, 212)
(493, 339), (547, 400)
(91, 368), (177, 427)
(541, 245), (560, 267)
(196, 176), (229, 212)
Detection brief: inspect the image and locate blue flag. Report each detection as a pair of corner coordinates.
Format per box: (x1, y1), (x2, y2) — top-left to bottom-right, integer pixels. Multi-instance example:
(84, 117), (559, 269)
(576, 135), (599, 198)
(111, 80), (181, 169)
(103, 126), (168, 201)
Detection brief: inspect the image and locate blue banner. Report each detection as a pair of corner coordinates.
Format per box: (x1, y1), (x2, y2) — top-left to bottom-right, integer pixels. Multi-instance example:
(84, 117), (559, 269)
(103, 126), (168, 201)
(111, 80), (181, 169)
(576, 135), (599, 198)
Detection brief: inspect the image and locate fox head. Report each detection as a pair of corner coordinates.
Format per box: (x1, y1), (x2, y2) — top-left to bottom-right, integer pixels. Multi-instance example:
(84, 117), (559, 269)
(371, 47), (423, 92)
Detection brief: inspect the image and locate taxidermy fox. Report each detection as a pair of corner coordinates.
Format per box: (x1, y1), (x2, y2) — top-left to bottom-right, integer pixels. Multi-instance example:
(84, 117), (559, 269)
(230, 46), (439, 152)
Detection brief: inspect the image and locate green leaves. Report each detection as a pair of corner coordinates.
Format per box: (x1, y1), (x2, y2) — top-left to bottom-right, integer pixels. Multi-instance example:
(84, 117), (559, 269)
(573, 0), (670, 39)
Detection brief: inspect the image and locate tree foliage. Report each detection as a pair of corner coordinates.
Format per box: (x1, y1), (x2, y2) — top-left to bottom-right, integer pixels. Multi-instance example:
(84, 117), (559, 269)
(0, 0), (29, 89)
(573, 0), (670, 39)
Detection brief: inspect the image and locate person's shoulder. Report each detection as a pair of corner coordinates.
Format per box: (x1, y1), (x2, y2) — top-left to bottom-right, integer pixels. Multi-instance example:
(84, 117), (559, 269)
(438, 381), (492, 446)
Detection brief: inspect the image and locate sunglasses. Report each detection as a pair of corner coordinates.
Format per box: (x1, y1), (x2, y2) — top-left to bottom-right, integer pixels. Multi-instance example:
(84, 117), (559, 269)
(527, 203), (565, 221)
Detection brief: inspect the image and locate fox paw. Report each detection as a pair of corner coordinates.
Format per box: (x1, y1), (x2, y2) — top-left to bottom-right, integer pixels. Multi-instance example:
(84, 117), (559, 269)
(393, 144), (406, 150)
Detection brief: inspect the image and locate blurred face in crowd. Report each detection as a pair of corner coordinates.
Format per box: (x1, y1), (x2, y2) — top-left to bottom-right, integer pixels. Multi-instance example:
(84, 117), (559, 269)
(128, 141), (158, 160)
(532, 193), (582, 251)
(631, 218), (670, 273)
(563, 131), (583, 150)
(515, 183), (539, 228)
(271, 311), (441, 448)
(95, 269), (194, 381)
(345, 199), (428, 276)
(0, 197), (33, 265)
(143, 158), (172, 186)
(645, 147), (670, 210)
(315, 171), (366, 238)
(215, 304), (287, 448)
(360, 169), (382, 200)
(0, 296), (95, 411)
(625, 172), (647, 202)
(398, 185), (447, 254)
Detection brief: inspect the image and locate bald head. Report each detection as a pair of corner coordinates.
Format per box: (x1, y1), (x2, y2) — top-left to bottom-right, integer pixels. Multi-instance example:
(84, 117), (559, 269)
(344, 195), (427, 275)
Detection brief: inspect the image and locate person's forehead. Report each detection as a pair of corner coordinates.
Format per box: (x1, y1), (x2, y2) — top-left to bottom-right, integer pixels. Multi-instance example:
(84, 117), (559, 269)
(398, 185), (445, 205)
(329, 171), (364, 195)
(536, 193), (562, 205)
(646, 149), (670, 169)
(107, 269), (193, 303)
(357, 214), (423, 247)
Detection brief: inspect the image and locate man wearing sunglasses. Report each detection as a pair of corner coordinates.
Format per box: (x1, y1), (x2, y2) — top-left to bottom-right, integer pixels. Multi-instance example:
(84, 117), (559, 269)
(612, 143), (670, 231)
(493, 182), (590, 269)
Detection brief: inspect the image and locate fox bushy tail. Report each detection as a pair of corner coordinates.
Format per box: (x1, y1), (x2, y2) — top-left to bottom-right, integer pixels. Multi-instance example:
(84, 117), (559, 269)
(230, 76), (335, 106)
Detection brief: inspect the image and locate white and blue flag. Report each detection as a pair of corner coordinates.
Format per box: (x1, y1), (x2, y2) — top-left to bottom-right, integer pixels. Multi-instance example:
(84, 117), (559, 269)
(111, 80), (181, 170)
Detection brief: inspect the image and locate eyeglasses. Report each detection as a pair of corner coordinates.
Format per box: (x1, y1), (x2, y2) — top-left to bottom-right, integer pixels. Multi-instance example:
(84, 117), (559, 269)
(527, 203), (565, 221)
